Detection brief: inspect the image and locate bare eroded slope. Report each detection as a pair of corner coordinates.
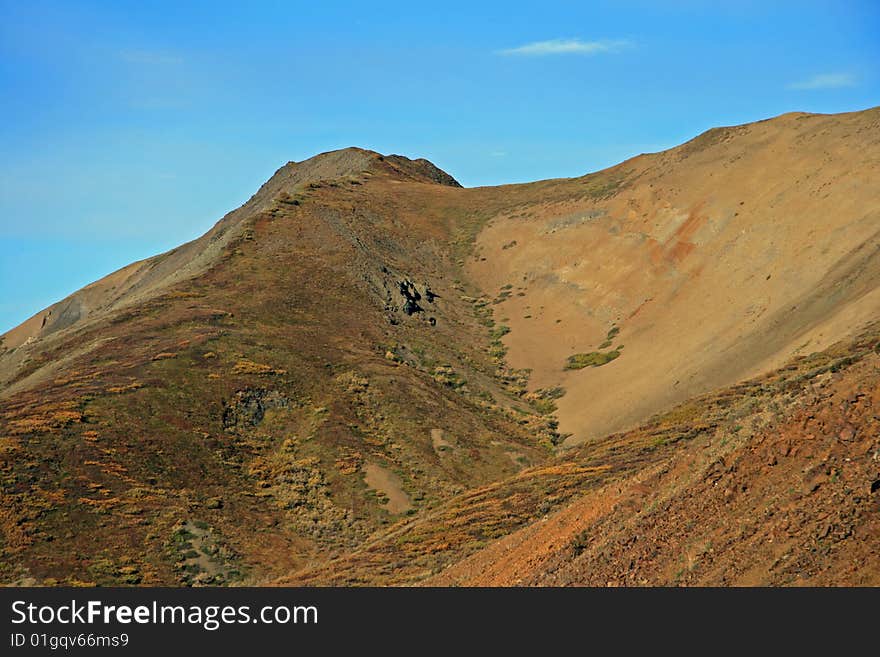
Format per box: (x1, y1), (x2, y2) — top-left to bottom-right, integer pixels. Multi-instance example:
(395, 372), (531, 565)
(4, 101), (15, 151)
(466, 108), (880, 445)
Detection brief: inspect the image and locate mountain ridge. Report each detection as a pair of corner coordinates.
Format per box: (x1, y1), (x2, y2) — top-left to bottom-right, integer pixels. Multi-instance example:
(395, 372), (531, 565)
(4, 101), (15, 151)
(0, 148), (459, 378)
(2, 106), (879, 586)
(5, 105), (877, 355)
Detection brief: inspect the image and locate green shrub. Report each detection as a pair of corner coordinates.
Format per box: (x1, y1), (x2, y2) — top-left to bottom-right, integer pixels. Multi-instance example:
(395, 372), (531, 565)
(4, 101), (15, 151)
(490, 325), (510, 340)
(571, 530), (590, 556)
(564, 350), (620, 370)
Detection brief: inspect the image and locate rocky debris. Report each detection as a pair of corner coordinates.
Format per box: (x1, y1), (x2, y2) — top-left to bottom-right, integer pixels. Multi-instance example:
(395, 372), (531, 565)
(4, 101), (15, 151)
(396, 278), (440, 320)
(222, 388), (289, 430)
(373, 267), (440, 326)
(399, 279), (423, 315)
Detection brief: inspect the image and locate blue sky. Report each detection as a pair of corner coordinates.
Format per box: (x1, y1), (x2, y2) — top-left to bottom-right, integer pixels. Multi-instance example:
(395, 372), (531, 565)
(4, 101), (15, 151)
(1, 1), (878, 333)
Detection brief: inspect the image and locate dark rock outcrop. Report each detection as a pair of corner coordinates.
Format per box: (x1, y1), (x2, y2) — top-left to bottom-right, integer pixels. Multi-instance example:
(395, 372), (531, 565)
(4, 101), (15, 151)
(222, 388), (289, 430)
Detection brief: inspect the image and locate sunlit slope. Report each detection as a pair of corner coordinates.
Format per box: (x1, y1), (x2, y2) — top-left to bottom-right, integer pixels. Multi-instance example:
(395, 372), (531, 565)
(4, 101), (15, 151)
(3, 107), (879, 586)
(467, 108), (880, 444)
(0, 150), (555, 586)
(278, 321), (880, 587)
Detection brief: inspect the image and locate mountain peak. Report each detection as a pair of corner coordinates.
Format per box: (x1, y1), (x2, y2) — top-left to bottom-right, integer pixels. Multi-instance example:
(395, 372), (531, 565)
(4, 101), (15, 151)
(274, 147), (461, 189)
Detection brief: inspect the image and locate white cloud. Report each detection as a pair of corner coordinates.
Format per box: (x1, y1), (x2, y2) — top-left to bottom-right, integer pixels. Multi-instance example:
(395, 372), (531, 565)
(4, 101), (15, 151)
(119, 49), (183, 66)
(497, 38), (632, 57)
(787, 72), (857, 90)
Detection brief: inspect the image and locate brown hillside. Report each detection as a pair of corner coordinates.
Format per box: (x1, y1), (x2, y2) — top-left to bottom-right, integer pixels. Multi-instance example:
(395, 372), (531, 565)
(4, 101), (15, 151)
(0, 150), (553, 585)
(2, 108), (879, 586)
(278, 323), (880, 586)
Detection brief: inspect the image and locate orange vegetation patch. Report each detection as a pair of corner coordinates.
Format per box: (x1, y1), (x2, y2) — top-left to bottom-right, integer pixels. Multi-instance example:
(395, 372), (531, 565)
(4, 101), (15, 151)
(335, 452), (363, 475)
(105, 382), (144, 394)
(7, 402), (83, 435)
(231, 359), (286, 375)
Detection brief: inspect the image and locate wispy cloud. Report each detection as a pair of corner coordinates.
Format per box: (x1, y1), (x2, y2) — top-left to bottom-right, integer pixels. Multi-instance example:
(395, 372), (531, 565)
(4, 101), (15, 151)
(119, 49), (183, 66)
(497, 38), (632, 57)
(787, 72), (856, 90)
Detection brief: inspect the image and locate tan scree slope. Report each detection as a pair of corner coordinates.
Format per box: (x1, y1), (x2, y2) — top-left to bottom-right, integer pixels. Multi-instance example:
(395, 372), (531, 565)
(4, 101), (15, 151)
(467, 108), (880, 445)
